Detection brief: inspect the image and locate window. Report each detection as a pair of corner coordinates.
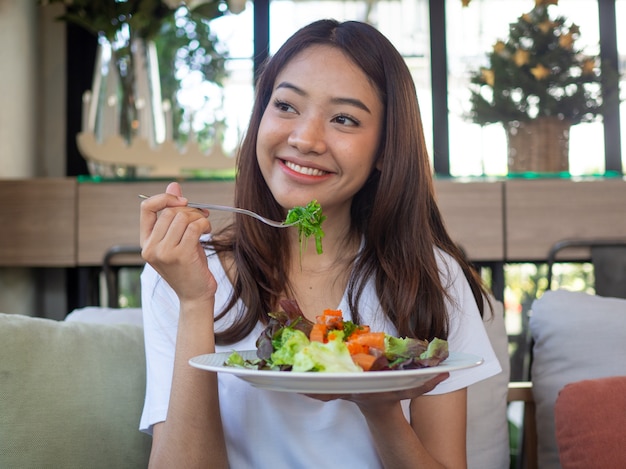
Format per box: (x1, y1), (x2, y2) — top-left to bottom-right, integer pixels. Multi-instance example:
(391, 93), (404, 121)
(446, 0), (605, 177)
(192, 0), (621, 176)
(617, 0), (626, 169)
(205, 5), (256, 154)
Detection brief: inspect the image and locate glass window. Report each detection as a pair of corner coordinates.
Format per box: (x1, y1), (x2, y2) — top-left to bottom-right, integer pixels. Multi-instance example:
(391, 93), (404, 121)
(205, 5), (255, 154)
(446, 0), (604, 177)
(618, 0), (626, 171)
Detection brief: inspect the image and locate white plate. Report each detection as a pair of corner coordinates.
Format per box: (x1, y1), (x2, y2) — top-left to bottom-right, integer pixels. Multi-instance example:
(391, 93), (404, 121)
(189, 350), (483, 393)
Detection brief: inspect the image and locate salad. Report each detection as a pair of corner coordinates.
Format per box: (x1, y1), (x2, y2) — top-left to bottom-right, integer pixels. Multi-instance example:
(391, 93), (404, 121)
(226, 300), (449, 373)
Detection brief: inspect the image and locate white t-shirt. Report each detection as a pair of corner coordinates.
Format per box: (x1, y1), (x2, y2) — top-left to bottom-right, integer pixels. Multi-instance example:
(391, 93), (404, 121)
(140, 247), (501, 469)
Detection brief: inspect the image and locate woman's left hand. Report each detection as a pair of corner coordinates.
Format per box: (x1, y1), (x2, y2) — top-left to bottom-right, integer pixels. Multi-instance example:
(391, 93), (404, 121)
(304, 372), (449, 411)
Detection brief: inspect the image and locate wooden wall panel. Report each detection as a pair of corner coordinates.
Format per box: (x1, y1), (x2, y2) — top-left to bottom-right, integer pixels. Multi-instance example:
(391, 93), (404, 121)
(0, 178), (77, 267)
(434, 179), (505, 261)
(6, 177), (625, 267)
(505, 178), (626, 261)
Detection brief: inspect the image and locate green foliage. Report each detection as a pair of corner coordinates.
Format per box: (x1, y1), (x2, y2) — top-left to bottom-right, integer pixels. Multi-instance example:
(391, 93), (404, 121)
(40, 0), (229, 146)
(154, 8), (229, 144)
(41, 0), (193, 41)
(468, 4), (619, 126)
(117, 267), (142, 308)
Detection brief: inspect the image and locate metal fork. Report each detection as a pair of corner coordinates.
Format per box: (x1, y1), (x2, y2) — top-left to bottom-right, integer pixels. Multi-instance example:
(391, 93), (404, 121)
(138, 195), (296, 228)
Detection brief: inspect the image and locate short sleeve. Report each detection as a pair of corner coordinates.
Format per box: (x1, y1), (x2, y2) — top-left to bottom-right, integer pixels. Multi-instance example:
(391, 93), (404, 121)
(139, 264), (180, 434)
(426, 251), (502, 394)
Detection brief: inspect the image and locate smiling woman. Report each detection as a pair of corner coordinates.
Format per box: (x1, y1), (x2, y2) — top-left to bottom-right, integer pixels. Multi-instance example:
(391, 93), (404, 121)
(138, 19), (502, 468)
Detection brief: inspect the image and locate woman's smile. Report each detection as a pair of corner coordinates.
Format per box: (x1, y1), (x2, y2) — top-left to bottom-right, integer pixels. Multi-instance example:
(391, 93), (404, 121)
(282, 159), (330, 177)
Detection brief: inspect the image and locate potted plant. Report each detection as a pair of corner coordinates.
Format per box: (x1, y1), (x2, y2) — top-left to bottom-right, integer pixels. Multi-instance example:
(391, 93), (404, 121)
(466, 0), (618, 174)
(40, 0), (237, 177)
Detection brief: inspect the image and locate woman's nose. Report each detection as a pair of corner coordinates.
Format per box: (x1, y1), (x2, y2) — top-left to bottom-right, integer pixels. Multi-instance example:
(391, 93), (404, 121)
(287, 118), (327, 155)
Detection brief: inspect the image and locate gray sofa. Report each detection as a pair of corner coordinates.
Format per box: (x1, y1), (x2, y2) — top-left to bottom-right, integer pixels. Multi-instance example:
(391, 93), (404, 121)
(0, 311), (151, 468)
(0, 298), (511, 469)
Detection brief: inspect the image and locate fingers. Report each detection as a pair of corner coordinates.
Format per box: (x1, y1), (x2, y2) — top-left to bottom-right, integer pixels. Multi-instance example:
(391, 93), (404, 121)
(142, 216), (215, 302)
(139, 184), (189, 246)
(425, 372), (449, 388)
(166, 181), (183, 197)
(139, 183), (213, 287)
(139, 186), (214, 300)
(381, 372), (449, 401)
(139, 184), (212, 264)
(138, 182), (217, 304)
(304, 372), (450, 404)
(144, 208), (210, 261)
(303, 393), (342, 402)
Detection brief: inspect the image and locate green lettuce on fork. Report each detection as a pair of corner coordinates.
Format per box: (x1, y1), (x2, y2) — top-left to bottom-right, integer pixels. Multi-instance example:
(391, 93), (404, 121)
(285, 200), (326, 256)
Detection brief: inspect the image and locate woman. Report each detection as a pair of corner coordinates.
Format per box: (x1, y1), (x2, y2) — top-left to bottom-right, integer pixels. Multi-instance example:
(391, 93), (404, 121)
(139, 19), (501, 468)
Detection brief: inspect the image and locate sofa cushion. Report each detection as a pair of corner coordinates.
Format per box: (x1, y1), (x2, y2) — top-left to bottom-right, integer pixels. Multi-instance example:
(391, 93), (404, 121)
(0, 313), (151, 468)
(530, 290), (626, 469)
(554, 376), (626, 469)
(466, 297), (511, 469)
(65, 306), (143, 326)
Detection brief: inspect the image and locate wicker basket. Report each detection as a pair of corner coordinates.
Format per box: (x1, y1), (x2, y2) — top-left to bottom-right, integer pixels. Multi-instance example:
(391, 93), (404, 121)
(505, 117), (571, 174)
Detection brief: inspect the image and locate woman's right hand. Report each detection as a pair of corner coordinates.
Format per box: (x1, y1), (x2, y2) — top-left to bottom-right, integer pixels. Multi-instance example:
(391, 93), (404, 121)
(140, 182), (217, 303)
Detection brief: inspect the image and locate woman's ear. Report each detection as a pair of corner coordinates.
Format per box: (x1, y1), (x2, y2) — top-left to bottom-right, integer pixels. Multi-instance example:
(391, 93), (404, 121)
(375, 157), (384, 171)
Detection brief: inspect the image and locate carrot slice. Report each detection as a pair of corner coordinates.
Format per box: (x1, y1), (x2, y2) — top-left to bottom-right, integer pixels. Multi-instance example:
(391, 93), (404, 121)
(350, 325), (371, 335)
(309, 323), (327, 343)
(349, 332), (386, 351)
(346, 341), (369, 355)
(322, 309), (343, 317)
(317, 309), (344, 328)
(351, 353), (377, 371)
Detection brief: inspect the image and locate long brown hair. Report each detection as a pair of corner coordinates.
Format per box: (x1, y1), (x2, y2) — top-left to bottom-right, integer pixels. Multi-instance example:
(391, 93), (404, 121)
(209, 19), (488, 344)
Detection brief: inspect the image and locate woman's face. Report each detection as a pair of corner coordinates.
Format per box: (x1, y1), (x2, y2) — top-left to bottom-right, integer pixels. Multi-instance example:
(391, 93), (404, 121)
(256, 45), (384, 217)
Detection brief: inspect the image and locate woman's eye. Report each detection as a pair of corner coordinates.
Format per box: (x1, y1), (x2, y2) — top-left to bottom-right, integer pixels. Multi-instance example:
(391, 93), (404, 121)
(273, 99), (295, 113)
(333, 115), (359, 127)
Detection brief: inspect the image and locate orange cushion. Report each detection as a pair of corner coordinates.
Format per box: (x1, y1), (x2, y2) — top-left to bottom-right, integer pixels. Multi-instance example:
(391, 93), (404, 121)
(554, 376), (626, 468)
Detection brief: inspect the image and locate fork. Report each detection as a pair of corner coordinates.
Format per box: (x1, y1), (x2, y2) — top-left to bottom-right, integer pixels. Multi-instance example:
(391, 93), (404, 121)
(138, 194), (297, 228)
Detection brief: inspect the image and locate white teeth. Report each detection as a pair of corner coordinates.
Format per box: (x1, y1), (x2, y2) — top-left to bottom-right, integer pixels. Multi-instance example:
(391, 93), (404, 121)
(284, 160), (327, 176)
